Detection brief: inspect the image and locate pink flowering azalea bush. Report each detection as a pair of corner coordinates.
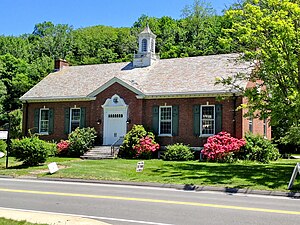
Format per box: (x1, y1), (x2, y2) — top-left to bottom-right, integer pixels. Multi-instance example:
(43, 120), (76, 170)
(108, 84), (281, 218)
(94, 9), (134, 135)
(134, 136), (160, 159)
(119, 125), (159, 159)
(56, 140), (70, 156)
(201, 132), (246, 162)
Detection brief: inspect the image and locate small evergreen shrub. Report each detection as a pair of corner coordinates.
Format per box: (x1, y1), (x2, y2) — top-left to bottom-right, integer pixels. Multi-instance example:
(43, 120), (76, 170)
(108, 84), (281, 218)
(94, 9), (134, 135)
(201, 132), (246, 162)
(11, 136), (56, 166)
(164, 143), (194, 161)
(134, 136), (160, 159)
(119, 124), (157, 159)
(0, 140), (6, 154)
(242, 133), (280, 163)
(68, 127), (97, 157)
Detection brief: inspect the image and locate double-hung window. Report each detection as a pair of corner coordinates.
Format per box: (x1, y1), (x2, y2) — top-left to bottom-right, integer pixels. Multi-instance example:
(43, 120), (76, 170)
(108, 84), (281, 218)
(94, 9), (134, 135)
(70, 108), (81, 132)
(201, 106), (215, 136)
(39, 108), (49, 134)
(159, 106), (172, 135)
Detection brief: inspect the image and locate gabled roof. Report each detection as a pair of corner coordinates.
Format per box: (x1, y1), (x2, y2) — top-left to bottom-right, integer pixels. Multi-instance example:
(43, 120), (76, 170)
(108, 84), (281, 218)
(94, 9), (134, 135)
(20, 53), (251, 102)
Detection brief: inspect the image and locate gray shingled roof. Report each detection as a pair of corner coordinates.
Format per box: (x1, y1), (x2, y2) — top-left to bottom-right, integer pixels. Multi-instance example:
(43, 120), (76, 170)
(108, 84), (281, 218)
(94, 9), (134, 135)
(20, 53), (250, 101)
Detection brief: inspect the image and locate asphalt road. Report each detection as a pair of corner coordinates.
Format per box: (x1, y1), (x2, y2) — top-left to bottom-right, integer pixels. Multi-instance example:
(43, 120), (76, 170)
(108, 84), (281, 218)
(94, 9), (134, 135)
(0, 178), (299, 225)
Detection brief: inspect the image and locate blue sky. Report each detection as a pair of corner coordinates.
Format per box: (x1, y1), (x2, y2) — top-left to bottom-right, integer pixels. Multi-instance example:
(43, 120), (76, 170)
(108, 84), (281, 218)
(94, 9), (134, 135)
(0, 0), (236, 36)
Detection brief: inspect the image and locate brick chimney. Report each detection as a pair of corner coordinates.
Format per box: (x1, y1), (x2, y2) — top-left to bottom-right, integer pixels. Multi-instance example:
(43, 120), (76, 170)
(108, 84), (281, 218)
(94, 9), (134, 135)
(54, 59), (69, 71)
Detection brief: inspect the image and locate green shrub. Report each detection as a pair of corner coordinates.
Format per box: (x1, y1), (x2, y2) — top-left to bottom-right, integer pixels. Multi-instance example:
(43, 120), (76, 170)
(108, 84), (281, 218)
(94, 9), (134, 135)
(0, 140), (6, 154)
(242, 133), (280, 163)
(11, 136), (56, 166)
(164, 143), (194, 161)
(119, 124), (156, 159)
(68, 127), (97, 157)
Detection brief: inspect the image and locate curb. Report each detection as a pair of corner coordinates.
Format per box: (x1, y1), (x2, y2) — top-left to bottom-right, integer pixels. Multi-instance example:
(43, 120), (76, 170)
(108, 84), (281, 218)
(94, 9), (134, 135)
(36, 177), (300, 198)
(1, 175), (299, 198)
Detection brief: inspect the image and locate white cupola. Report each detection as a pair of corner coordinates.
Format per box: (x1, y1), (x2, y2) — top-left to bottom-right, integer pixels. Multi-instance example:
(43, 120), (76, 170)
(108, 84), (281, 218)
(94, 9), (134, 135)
(133, 25), (158, 68)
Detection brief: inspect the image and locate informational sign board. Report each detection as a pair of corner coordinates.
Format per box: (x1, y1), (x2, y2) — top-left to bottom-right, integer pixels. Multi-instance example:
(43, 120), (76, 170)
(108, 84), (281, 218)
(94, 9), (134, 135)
(0, 131), (8, 140)
(288, 163), (300, 190)
(136, 161), (144, 172)
(48, 162), (59, 174)
(0, 152), (5, 158)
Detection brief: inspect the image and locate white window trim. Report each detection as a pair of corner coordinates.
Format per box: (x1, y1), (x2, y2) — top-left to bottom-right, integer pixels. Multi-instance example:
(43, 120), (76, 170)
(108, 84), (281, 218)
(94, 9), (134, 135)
(249, 116), (253, 133)
(69, 108), (81, 133)
(39, 108), (49, 135)
(158, 106), (172, 137)
(263, 118), (267, 138)
(200, 105), (215, 137)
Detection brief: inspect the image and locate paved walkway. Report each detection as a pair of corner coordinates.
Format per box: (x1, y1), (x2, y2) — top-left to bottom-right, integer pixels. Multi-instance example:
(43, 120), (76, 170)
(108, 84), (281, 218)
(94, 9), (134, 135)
(0, 207), (110, 225)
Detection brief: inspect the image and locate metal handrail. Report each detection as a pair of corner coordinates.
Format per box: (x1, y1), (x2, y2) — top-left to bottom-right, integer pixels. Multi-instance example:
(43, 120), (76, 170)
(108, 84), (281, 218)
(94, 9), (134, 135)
(110, 136), (124, 157)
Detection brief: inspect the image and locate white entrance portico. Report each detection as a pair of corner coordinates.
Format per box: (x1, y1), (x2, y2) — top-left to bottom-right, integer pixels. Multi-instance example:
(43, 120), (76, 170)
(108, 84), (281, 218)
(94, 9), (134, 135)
(102, 94), (128, 145)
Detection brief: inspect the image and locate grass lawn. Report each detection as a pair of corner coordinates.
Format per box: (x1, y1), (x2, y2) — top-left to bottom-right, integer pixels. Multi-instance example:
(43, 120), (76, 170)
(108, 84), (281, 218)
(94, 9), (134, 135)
(0, 218), (47, 225)
(0, 157), (299, 192)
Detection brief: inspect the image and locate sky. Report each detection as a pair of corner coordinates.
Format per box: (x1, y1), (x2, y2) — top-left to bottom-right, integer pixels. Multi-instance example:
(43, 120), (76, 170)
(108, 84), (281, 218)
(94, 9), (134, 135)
(0, 0), (236, 36)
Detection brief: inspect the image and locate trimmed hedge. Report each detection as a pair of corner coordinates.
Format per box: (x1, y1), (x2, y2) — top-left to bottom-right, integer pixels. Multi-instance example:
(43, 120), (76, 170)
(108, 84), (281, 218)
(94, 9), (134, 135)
(164, 143), (194, 161)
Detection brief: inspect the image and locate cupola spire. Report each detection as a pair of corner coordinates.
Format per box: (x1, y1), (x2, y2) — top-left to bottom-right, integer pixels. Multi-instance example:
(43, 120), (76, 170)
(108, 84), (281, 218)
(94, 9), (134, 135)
(133, 26), (158, 68)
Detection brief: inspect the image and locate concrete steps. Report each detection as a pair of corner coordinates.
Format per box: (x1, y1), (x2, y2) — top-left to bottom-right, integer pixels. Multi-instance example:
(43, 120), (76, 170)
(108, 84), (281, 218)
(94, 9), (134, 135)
(81, 146), (119, 160)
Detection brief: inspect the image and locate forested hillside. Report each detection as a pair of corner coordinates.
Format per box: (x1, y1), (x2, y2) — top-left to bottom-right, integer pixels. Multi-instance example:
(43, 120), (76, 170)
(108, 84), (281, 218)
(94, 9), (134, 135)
(0, 0), (242, 137)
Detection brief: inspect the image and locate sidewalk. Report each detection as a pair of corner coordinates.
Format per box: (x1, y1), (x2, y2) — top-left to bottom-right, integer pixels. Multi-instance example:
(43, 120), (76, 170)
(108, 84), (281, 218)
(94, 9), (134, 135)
(0, 207), (110, 225)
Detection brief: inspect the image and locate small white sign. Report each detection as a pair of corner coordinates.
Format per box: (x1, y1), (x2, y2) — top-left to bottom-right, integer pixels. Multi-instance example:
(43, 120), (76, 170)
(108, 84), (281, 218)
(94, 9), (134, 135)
(136, 161), (144, 172)
(48, 162), (59, 174)
(288, 163), (300, 190)
(0, 152), (5, 158)
(0, 131), (8, 140)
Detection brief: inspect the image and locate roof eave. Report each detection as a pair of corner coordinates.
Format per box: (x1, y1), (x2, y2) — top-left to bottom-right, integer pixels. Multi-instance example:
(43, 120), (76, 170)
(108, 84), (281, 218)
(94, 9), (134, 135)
(137, 90), (242, 99)
(20, 96), (96, 103)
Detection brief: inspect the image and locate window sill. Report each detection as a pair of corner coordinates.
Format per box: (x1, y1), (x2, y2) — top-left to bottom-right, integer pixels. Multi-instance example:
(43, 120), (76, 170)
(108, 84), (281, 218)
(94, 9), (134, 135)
(158, 134), (173, 137)
(38, 132), (49, 135)
(199, 134), (214, 138)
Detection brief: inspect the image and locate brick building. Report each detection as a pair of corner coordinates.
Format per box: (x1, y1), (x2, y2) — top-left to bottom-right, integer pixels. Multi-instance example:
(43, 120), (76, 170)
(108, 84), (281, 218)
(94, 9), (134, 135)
(20, 26), (271, 148)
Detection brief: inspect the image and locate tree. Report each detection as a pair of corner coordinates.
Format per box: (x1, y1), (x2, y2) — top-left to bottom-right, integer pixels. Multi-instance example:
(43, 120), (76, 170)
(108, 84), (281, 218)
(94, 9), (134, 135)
(220, 0), (300, 143)
(0, 54), (31, 112)
(180, 0), (224, 56)
(31, 21), (73, 59)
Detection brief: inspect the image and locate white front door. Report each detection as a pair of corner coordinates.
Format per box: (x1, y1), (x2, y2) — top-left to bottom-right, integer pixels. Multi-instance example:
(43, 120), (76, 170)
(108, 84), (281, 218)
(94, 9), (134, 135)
(102, 94), (128, 145)
(104, 111), (127, 145)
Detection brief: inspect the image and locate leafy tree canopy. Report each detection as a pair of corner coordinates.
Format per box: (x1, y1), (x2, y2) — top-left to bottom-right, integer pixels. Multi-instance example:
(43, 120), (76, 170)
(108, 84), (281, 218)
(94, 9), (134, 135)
(220, 0), (300, 142)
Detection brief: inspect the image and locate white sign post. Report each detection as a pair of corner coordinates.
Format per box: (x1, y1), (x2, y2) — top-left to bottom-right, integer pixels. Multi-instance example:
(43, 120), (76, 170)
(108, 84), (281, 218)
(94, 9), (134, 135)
(48, 162), (59, 174)
(0, 131), (8, 140)
(288, 163), (300, 190)
(136, 161), (144, 172)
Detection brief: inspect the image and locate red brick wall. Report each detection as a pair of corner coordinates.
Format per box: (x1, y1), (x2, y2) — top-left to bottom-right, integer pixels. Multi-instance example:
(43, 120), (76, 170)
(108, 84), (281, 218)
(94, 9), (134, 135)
(23, 84), (270, 146)
(90, 83), (143, 143)
(23, 101), (92, 141)
(141, 96), (240, 146)
(23, 83), (142, 143)
(241, 97), (272, 140)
